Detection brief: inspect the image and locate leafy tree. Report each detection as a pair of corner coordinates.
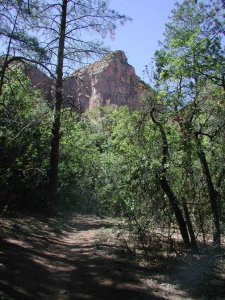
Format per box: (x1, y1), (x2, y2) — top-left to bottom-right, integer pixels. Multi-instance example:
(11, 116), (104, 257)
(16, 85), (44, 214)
(154, 0), (225, 248)
(0, 0), (130, 209)
(59, 109), (102, 213)
(0, 70), (51, 210)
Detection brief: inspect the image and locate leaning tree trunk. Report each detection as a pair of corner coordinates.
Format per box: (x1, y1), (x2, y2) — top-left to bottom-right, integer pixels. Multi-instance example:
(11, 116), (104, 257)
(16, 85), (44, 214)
(195, 133), (221, 249)
(48, 0), (68, 210)
(177, 118), (198, 249)
(182, 200), (197, 249)
(150, 110), (191, 248)
(159, 175), (191, 247)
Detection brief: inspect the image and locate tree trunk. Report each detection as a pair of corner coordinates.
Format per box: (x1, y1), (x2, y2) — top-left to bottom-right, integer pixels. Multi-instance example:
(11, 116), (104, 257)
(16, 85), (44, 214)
(48, 0), (68, 210)
(178, 119), (198, 249)
(198, 207), (206, 246)
(182, 200), (197, 249)
(150, 109), (190, 248)
(195, 134), (221, 248)
(160, 176), (191, 248)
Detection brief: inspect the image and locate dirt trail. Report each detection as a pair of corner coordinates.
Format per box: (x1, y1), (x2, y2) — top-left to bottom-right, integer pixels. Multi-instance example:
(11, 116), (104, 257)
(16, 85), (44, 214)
(0, 216), (224, 300)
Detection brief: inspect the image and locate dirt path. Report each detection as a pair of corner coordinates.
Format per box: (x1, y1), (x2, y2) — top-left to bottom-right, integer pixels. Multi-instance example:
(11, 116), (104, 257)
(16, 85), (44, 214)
(0, 216), (224, 300)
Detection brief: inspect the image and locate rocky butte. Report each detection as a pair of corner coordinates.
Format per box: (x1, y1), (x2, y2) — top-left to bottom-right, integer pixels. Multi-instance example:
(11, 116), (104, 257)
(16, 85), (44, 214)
(13, 50), (147, 112)
(63, 50), (147, 112)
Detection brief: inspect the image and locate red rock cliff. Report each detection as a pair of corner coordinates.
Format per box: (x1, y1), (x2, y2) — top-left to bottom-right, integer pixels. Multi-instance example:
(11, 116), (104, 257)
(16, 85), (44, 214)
(12, 51), (146, 112)
(63, 51), (146, 112)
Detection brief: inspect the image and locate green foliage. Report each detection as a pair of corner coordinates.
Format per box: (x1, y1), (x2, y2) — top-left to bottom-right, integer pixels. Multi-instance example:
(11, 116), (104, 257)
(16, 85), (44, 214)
(0, 0), (224, 251)
(58, 107), (168, 227)
(58, 110), (102, 213)
(0, 70), (51, 210)
(153, 0), (225, 247)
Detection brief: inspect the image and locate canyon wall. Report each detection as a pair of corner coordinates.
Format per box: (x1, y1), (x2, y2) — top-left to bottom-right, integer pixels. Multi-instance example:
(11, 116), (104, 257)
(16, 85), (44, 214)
(63, 50), (146, 112)
(14, 50), (147, 112)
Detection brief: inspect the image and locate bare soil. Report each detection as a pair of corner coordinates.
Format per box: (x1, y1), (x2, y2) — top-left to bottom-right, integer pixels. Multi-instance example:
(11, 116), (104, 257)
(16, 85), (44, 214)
(0, 215), (224, 300)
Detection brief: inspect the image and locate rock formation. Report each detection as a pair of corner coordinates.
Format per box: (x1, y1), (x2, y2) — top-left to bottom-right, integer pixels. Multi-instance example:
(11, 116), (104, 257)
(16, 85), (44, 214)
(63, 50), (146, 112)
(23, 64), (53, 102)
(11, 50), (147, 112)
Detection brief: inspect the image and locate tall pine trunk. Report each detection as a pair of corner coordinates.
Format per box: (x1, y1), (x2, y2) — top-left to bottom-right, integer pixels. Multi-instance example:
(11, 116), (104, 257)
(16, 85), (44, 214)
(48, 0), (68, 210)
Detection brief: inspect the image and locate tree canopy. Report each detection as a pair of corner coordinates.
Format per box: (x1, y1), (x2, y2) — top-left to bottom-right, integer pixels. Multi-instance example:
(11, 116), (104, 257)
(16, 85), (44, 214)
(0, 0), (224, 250)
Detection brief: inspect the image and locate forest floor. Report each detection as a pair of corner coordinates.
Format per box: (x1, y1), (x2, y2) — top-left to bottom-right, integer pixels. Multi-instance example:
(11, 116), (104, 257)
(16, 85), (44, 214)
(0, 214), (225, 300)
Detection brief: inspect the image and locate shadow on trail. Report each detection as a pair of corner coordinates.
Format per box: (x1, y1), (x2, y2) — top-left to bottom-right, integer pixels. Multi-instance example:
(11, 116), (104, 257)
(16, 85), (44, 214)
(161, 250), (225, 299)
(141, 245), (225, 300)
(0, 216), (164, 300)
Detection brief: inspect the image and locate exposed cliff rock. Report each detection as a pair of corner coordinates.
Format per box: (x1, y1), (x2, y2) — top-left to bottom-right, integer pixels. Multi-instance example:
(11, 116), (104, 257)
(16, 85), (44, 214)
(8, 61), (53, 101)
(9, 50), (147, 112)
(23, 64), (53, 102)
(63, 51), (146, 112)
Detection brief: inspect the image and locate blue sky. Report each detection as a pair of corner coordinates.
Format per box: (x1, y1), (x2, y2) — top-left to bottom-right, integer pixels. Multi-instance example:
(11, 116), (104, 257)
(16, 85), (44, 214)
(105, 0), (180, 79)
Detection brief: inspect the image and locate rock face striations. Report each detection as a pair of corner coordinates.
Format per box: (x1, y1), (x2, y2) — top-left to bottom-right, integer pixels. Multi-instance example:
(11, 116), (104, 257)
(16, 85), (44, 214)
(63, 51), (146, 112)
(13, 50), (146, 112)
